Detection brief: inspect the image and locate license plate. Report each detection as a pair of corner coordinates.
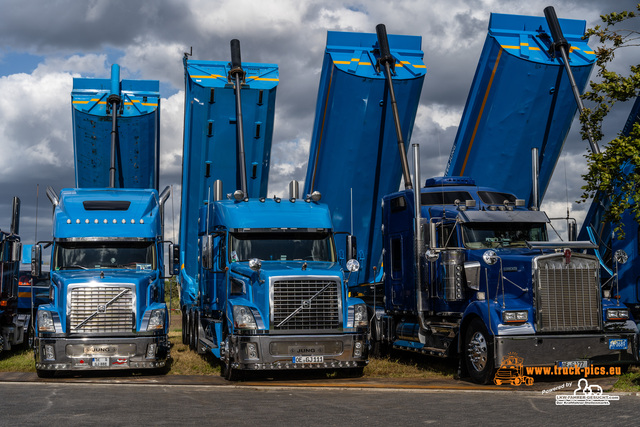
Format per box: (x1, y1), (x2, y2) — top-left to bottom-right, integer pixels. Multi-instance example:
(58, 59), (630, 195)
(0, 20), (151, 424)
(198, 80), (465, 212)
(293, 356), (324, 364)
(609, 338), (628, 350)
(92, 357), (109, 367)
(558, 360), (588, 369)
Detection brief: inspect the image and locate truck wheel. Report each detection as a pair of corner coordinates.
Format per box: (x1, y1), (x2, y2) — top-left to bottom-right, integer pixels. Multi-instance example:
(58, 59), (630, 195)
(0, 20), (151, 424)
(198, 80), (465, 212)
(181, 310), (188, 345)
(464, 318), (495, 384)
(36, 369), (55, 379)
(194, 311), (201, 353)
(188, 311), (196, 351)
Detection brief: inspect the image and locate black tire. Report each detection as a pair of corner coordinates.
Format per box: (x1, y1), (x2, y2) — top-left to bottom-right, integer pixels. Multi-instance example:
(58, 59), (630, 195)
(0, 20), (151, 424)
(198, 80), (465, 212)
(181, 310), (188, 345)
(36, 369), (55, 379)
(464, 318), (495, 384)
(188, 310), (196, 351)
(194, 311), (201, 353)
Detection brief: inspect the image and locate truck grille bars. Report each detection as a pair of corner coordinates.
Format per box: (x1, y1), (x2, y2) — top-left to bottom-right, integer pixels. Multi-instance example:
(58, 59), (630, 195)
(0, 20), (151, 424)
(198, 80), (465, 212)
(69, 286), (135, 333)
(534, 255), (601, 332)
(271, 278), (341, 330)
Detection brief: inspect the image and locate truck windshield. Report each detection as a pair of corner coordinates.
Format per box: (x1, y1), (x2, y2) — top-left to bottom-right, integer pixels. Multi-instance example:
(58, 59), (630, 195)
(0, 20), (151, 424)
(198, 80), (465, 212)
(461, 223), (547, 249)
(229, 231), (335, 262)
(54, 241), (156, 270)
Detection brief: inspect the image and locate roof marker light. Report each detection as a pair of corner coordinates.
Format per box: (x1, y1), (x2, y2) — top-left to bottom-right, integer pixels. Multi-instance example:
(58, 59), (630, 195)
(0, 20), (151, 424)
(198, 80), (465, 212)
(85, 219), (90, 224)
(131, 219), (135, 224)
(103, 219), (108, 224)
(94, 219), (99, 224)
(67, 219), (71, 224)
(113, 219), (117, 224)
(140, 219), (144, 224)
(76, 219), (81, 224)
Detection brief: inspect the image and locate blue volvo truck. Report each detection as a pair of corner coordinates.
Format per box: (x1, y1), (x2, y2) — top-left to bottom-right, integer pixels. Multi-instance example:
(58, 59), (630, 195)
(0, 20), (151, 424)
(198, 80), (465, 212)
(179, 43), (368, 380)
(0, 197), (25, 353)
(32, 65), (174, 377)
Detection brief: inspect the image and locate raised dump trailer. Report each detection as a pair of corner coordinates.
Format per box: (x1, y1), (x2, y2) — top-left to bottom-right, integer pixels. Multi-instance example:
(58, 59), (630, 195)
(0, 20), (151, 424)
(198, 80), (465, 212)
(579, 96), (640, 320)
(33, 65), (173, 377)
(179, 53), (279, 319)
(445, 12), (596, 207)
(303, 28), (426, 286)
(179, 43), (368, 380)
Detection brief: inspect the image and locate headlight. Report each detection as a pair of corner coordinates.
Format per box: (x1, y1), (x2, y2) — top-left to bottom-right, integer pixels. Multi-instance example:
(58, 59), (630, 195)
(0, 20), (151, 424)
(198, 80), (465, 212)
(233, 305), (257, 329)
(502, 310), (528, 323)
(38, 310), (55, 332)
(607, 309), (630, 321)
(147, 309), (166, 331)
(353, 303), (368, 328)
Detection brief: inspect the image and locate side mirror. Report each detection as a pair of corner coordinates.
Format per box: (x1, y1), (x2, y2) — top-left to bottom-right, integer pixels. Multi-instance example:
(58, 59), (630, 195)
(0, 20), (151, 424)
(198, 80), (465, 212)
(201, 235), (213, 270)
(346, 234), (357, 262)
(10, 241), (22, 263)
(31, 244), (42, 277)
(168, 243), (180, 276)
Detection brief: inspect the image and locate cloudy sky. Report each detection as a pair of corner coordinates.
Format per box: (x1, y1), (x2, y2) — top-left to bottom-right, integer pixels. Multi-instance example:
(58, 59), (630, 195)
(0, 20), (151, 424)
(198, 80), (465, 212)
(0, 0), (638, 246)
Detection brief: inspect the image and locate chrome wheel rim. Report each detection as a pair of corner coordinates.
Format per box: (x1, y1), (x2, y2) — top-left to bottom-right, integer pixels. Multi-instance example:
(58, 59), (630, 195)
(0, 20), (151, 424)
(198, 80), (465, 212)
(467, 331), (488, 372)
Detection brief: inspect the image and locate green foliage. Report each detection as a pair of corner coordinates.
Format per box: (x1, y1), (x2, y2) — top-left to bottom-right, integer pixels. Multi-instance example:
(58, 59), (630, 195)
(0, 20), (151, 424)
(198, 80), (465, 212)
(580, 4), (640, 238)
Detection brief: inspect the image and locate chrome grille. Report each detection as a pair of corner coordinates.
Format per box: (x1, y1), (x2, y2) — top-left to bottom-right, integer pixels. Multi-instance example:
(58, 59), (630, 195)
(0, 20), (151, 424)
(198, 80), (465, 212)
(535, 254), (601, 332)
(68, 286), (134, 333)
(271, 278), (341, 330)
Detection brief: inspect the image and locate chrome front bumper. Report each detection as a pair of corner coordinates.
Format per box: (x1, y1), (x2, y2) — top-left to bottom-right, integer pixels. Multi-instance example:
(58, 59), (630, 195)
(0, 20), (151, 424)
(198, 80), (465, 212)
(494, 332), (638, 366)
(224, 333), (368, 371)
(34, 334), (169, 371)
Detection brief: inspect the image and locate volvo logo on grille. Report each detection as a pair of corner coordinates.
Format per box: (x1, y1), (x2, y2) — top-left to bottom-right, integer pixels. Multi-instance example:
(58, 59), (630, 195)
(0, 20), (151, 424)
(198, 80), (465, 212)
(302, 300), (311, 309)
(97, 305), (107, 313)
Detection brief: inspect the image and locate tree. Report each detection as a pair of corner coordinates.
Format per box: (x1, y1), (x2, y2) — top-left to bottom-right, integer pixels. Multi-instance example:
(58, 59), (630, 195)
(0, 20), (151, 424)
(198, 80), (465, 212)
(580, 5), (640, 238)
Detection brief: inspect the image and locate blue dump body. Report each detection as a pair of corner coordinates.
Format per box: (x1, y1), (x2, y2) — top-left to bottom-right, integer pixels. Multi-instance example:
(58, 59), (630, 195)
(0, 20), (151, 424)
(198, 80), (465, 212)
(72, 69), (160, 189)
(179, 59), (278, 308)
(579, 96), (640, 319)
(445, 13), (595, 206)
(371, 175), (637, 384)
(179, 51), (368, 380)
(34, 65), (170, 376)
(303, 31), (425, 286)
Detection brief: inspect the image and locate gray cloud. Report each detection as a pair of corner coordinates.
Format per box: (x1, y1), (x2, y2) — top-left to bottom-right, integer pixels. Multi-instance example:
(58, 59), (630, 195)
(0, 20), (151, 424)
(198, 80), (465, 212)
(0, 0), (637, 247)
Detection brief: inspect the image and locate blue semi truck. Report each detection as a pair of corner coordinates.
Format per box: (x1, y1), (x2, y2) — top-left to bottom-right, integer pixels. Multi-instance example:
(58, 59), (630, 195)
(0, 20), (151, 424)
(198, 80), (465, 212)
(368, 11), (637, 383)
(0, 197), (26, 353)
(179, 43), (368, 380)
(32, 65), (174, 377)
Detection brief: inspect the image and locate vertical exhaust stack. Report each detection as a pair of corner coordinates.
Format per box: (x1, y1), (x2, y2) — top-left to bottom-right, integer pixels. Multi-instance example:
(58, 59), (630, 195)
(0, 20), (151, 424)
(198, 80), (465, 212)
(289, 180), (299, 201)
(412, 144), (424, 315)
(376, 24), (413, 190)
(10, 197), (20, 236)
(229, 39), (249, 197)
(213, 180), (224, 202)
(531, 148), (540, 211)
(543, 6), (600, 154)
(107, 64), (122, 188)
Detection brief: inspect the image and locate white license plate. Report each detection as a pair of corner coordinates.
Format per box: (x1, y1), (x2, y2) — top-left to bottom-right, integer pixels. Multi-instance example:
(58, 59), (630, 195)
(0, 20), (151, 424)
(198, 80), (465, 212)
(92, 357), (110, 367)
(558, 360), (588, 369)
(293, 355), (324, 364)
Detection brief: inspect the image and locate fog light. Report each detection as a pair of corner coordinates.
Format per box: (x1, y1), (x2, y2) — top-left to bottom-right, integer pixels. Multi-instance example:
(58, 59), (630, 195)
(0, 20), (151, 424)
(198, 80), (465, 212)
(44, 344), (55, 361)
(146, 343), (157, 359)
(246, 343), (259, 359)
(353, 341), (363, 357)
